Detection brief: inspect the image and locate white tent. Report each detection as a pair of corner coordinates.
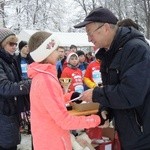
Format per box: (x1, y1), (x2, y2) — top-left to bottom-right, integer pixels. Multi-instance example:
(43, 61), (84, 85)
(17, 30), (94, 47)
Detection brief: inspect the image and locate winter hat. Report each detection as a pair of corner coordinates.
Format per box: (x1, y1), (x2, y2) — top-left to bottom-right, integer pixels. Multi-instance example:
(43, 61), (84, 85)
(74, 7), (118, 28)
(66, 52), (79, 63)
(29, 31), (59, 62)
(18, 41), (28, 51)
(0, 28), (15, 44)
(76, 50), (85, 57)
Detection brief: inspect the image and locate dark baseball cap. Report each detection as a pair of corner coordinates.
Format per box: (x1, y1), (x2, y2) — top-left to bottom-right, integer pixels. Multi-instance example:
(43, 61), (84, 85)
(74, 7), (118, 28)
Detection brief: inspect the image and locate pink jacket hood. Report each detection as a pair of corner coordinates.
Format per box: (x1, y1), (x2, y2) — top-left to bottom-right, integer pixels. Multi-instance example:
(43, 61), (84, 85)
(28, 62), (57, 79)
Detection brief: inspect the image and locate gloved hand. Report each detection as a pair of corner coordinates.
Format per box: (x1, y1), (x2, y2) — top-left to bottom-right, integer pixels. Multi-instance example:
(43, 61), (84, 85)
(71, 92), (82, 104)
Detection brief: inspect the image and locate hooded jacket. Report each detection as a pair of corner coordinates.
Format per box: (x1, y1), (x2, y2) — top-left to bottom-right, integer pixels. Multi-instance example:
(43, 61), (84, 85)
(28, 62), (100, 150)
(92, 27), (150, 150)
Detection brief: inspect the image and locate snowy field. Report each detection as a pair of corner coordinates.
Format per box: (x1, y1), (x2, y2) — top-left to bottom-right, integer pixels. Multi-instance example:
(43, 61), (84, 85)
(18, 134), (32, 150)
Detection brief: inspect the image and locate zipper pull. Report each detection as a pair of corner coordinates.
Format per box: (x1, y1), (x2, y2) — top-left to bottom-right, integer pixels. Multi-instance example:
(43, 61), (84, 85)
(140, 126), (144, 133)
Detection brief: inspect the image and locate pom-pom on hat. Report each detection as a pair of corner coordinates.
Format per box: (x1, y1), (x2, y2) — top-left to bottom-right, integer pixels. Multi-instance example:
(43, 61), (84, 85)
(0, 28), (15, 44)
(29, 31), (59, 62)
(66, 52), (79, 63)
(18, 41), (28, 51)
(74, 7), (118, 28)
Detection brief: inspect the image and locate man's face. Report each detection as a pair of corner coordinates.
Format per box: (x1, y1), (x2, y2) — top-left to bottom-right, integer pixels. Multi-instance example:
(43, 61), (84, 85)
(57, 47), (65, 59)
(86, 22), (107, 49)
(21, 45), (29, 55)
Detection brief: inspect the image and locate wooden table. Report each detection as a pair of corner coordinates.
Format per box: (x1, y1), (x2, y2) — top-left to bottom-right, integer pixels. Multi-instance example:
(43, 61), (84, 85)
(68, 109), (98, 116)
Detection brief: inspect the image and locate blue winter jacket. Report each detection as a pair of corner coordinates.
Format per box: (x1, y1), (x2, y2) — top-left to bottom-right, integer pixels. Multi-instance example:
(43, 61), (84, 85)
(93, 27), (150, 150)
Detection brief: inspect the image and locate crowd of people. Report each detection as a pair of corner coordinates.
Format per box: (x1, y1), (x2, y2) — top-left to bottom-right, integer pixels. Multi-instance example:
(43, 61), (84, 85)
(0, 6), (150, 150)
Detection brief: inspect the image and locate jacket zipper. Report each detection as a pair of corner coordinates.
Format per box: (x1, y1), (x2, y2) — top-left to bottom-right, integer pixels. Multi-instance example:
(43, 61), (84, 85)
(134, 110), (144, 133)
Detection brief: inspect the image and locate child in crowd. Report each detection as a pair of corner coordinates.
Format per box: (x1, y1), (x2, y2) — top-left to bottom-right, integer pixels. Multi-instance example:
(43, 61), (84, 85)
(27, 31), (101, 150)
(85, 51), (94, 63)
(84, 50), (102, 88)
(61, 52), (84, 93)
(76, 50), (88, 77)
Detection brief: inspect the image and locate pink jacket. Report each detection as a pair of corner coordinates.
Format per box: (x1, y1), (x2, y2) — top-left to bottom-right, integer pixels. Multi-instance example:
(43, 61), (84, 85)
(28, 62), (100, 150)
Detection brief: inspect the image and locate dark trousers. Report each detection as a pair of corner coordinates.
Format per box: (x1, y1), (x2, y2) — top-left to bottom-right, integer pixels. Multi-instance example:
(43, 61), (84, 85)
(0, 146), (17, 150)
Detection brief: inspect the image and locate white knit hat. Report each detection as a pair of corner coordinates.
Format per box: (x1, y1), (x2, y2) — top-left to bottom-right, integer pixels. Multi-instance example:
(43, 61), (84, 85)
(66, 52), (79, 63)
(30, 35), (59, 62)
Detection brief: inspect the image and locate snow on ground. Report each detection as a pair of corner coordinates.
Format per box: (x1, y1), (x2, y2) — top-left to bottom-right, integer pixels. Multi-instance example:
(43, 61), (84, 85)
(18, 134), (32, 150)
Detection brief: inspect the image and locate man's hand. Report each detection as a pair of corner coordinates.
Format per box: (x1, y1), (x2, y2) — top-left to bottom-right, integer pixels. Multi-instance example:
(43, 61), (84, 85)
(79, 89), (94, 102)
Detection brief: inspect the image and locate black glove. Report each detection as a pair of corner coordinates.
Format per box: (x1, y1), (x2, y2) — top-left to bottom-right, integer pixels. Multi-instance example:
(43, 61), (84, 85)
(70, 92), (82, 104)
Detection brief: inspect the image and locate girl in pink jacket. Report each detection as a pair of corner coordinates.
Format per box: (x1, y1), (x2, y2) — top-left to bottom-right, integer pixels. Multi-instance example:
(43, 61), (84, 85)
(27, 31), (101, 150)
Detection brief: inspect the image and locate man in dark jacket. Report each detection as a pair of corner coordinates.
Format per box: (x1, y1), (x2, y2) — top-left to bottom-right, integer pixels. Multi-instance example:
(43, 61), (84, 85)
(15, 41), (33, 134)
(0, 28), (31, 150)
(74, 7), (150, 150)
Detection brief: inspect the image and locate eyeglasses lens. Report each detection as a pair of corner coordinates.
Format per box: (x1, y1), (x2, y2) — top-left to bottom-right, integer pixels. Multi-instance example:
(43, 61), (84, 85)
(9, 42), (17, 47)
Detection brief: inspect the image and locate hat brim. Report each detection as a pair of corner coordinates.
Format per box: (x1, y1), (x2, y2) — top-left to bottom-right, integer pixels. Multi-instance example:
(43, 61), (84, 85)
(74, 21), (93, 28)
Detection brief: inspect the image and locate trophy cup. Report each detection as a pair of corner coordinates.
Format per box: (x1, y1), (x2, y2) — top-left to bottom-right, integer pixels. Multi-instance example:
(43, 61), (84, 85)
(59, 78), (72, 93)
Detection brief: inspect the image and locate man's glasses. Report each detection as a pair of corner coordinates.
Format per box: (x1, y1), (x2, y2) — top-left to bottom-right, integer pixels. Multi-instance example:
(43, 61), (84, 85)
(87, 23), (105, 37)
(9, 42), (17, 47)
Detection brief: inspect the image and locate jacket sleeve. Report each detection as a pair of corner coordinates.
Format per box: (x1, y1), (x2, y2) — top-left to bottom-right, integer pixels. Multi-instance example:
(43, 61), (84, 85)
(92, 45), (150, 109)
(84, 77), (97, 89)
(40, 75), (100, 130)
(0, 64), (31, 97)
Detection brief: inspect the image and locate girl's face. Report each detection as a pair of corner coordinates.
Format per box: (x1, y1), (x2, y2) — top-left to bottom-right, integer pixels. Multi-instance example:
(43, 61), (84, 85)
(69, 55), (79, 66)
(45, 49), (59, 65)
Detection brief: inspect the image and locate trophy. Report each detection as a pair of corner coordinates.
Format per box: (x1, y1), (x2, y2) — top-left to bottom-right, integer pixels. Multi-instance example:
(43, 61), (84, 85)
(59, 78), (72, 93)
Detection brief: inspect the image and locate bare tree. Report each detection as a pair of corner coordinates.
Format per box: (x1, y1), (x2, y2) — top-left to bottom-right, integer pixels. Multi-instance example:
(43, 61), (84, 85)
(141, 0), (150, 38)
(0, 0), (5, 27)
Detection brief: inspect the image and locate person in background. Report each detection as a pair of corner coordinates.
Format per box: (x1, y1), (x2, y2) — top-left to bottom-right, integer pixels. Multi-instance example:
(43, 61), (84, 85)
(61, 52), (84, 93)
(70, 44), (77, 52)
(0, 28), (31, 150)
(117, 18), (150, 45)
(65, 49), (70, 56)
(74, 7), (150, 149)
(60, 45), (78, 72)
(16, 41), (33, 80)
(84, 50), (102, 89)
(27, 31), (101, 150)
(76, 50), (89, 90)
(85, 51), (94, 63)
(117, 18), (139, 30)
(76, 50), (88, 76)
(15, 41), (33, 134)
(56, 46), (66, 78)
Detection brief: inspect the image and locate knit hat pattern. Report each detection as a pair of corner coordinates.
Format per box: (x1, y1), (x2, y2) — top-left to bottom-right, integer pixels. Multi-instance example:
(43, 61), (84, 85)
(18, 41), (28, 51)
(0, 28), (15, 43)
(29, 32), (59, 62)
